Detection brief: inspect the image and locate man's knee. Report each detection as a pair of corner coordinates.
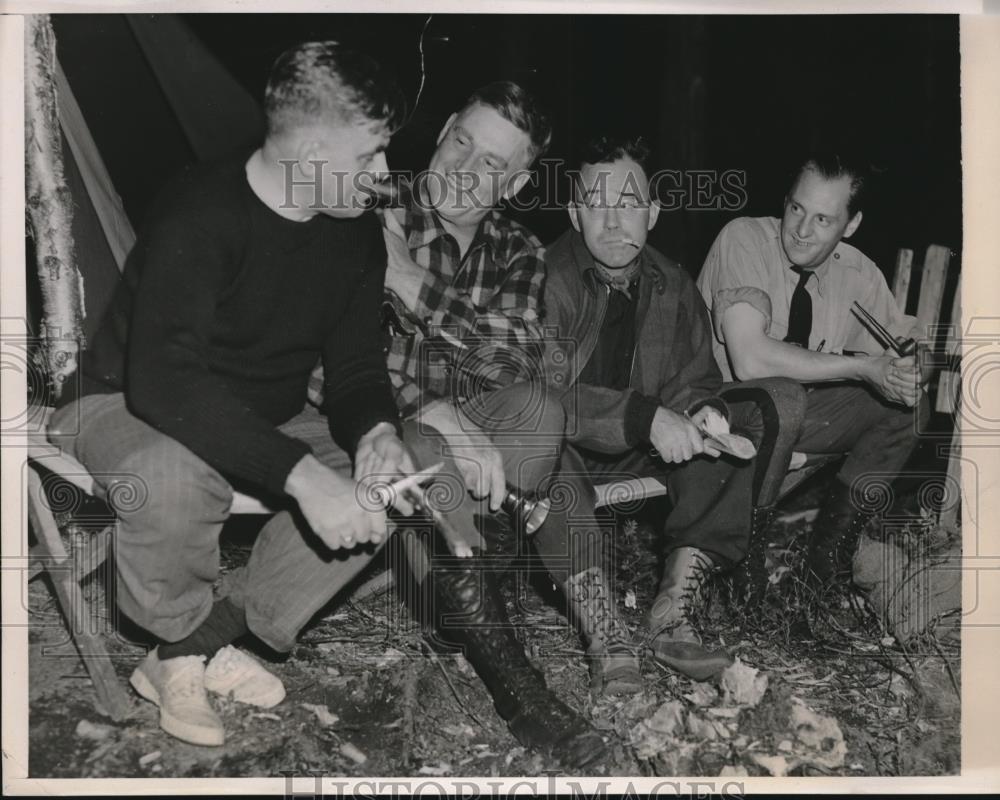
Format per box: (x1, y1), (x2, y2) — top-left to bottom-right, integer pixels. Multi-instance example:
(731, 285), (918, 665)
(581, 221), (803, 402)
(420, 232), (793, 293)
(477, 381), (567, 441)
(722, 377), (807, 443)
(111, 436), (232, 525)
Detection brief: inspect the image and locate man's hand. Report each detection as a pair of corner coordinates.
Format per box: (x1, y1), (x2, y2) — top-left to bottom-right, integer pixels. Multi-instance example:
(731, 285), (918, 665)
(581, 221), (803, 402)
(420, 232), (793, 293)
(418, 400), (506, 511)
(649, 406), (705, 464)
(687, 405), (727, 458)
(381, 208), (425, 312)
(862, 354), (921, 407)
(354, 422), (417, 515)
(284, 454), (388, 551)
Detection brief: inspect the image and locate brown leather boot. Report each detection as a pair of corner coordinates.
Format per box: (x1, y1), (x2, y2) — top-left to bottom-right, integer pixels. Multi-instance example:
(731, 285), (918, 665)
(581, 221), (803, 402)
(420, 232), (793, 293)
(641, 546), (734, 681)
(563, 566), (643, 696)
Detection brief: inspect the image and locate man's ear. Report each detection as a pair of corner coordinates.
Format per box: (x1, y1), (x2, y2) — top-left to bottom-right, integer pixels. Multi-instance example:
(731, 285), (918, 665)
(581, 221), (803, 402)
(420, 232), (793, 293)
(293, 137), (322, 175)
(844, 210), (863, 238)
(647, 199), (661, 230)
(568, 201), (581, 232)
(436, 112), (458, 146)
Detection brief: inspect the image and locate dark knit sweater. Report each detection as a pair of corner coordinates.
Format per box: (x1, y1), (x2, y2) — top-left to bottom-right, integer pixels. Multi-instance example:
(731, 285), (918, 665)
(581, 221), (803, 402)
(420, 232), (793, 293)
(61, 154), (400, 496)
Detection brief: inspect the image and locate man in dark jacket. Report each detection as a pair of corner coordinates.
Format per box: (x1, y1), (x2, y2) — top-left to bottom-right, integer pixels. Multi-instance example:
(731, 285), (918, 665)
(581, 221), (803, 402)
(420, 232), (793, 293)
(544, 135), (782, 681)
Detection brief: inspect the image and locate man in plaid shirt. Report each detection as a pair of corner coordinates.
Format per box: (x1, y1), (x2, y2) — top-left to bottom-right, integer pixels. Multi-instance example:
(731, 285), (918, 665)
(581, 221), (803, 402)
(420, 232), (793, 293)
(310, 82), (633, 768)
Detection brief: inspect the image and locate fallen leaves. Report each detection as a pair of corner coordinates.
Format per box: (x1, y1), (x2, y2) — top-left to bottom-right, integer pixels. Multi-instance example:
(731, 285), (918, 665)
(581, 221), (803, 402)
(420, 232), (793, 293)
(629, 700), (685, 759)
(646, 699), (685, 735)
(751, 752), (792, 776)
(748, 697), (847, 775)
(789, 697), (847, 769)
(719, 657), (769, 708)
(683, 683), (718, 707)
(686, 713), (731, 741)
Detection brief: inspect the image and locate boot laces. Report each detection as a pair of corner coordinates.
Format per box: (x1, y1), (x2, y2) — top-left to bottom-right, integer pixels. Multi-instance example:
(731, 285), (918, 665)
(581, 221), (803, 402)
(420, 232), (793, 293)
(678, 550), (717, 627)
(569, 568), (632, 655)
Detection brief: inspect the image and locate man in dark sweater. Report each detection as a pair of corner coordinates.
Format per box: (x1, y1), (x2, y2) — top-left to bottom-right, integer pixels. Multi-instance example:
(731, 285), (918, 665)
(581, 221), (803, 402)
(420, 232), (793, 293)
(48, 42), (416, 747)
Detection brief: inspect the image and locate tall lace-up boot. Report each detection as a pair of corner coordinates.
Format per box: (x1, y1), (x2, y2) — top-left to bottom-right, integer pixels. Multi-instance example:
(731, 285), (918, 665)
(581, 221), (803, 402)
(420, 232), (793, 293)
(641, 546), (733, 681)
(727, 505), (776, 611)
(429, 556), (607, 769)
(806, 480), (873, 588)
(563, 566), (643, 696)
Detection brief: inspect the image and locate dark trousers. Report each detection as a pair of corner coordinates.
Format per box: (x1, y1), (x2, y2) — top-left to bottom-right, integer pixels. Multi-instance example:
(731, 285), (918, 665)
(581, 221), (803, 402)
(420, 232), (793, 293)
(795, 383), (925, 486)
(404, 382), (606, 588)
(571, 385), (782, 569)
(571, 378), (831, 569)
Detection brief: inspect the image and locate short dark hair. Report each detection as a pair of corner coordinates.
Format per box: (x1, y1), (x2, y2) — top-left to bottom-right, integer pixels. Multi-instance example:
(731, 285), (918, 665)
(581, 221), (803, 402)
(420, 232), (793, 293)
(459, 81), (553, 163)
(577, 134), (652, 174)
(789, 152), (872, 218)
(264, 41), (406, 138)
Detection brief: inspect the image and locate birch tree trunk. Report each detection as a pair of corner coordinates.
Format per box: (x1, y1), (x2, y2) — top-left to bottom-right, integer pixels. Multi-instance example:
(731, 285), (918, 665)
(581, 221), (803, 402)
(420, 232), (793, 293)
(25, 14), (84, 399)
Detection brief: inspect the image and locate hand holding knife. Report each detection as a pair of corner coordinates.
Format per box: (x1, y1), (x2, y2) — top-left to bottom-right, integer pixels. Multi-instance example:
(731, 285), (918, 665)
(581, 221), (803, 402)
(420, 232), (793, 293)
(684, 410), (757, 460)
(375, 463), (474, 558)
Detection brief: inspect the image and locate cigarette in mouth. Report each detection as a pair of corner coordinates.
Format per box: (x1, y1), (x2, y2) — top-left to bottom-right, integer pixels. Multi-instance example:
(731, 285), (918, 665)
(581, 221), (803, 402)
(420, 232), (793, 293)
(619, 237), (641, 249)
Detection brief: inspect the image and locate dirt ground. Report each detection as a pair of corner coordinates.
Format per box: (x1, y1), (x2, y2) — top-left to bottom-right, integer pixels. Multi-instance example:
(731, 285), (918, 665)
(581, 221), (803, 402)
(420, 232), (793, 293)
(26, 478), (961, 780)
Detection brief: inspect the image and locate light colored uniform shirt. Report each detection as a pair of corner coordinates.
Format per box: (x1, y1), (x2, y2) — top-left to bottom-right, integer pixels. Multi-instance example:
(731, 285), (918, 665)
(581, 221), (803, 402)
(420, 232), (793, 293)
(696, 216), (917, 382)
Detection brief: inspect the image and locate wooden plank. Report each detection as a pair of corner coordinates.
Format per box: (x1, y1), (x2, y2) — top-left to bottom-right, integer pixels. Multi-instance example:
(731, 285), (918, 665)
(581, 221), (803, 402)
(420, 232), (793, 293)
(915, 245), (951, 334)
(937, 277), (962, 529)
(27, 468), (132, 721)
(893, 248), (914, 309)
(936, 282), (962, 414)
(594, 477), (667, 509)
(938, 442), (962, 531)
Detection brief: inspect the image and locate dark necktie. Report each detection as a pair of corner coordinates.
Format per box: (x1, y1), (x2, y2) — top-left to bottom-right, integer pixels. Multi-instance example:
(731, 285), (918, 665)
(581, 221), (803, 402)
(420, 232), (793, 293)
(784, 266), (813, 348)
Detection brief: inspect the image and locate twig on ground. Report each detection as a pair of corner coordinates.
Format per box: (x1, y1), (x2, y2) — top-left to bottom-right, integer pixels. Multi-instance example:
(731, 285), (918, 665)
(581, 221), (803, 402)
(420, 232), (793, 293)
(350, 570), (395, 603)
(929, 636), (961, 702)
(401, 659), (422, 767)
(429, 648), (488, 731)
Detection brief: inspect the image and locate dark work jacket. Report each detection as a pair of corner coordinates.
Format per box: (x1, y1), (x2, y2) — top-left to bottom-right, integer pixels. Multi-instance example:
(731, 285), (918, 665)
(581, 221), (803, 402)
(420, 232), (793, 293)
(542, 229), (726, 454)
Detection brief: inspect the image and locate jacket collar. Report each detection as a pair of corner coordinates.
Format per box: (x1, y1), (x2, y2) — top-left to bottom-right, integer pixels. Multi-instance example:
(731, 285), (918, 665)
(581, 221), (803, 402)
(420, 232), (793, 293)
(567, 228), (667, 295)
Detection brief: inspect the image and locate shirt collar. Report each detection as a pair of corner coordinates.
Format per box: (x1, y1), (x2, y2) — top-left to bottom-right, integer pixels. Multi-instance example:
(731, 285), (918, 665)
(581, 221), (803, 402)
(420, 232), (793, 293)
(768, 216), (862, 299)
(401, 175), (502, 258)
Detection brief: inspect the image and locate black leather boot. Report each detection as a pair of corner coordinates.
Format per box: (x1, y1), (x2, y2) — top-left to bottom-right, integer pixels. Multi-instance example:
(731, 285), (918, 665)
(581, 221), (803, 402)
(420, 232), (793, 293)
(806, 480), (872, 586)
(727, 505), (776, 610)
(429, 556), (607, 769)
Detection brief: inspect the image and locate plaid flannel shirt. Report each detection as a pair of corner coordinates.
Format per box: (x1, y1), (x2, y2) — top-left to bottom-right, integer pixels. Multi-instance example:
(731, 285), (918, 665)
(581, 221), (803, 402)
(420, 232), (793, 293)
(309, 177), (547, 419)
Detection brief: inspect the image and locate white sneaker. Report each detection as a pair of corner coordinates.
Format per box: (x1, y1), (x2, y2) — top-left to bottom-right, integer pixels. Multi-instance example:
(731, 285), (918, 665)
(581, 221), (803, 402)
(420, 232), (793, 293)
(204, 645), (286, 708)
(129, 648), (225, 746)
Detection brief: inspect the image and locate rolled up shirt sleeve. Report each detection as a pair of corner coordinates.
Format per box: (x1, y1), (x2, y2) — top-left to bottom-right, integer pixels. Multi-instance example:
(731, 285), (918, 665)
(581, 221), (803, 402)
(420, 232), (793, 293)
(712, 286), (773, 343)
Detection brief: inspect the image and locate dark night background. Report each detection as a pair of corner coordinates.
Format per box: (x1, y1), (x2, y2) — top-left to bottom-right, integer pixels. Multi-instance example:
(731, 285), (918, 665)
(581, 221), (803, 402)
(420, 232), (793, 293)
(51, 13), (962, 303)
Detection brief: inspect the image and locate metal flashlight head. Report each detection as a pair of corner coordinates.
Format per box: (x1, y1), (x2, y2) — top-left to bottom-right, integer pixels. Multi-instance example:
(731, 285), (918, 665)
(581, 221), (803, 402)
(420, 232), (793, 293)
(500, 484), (551, 535)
